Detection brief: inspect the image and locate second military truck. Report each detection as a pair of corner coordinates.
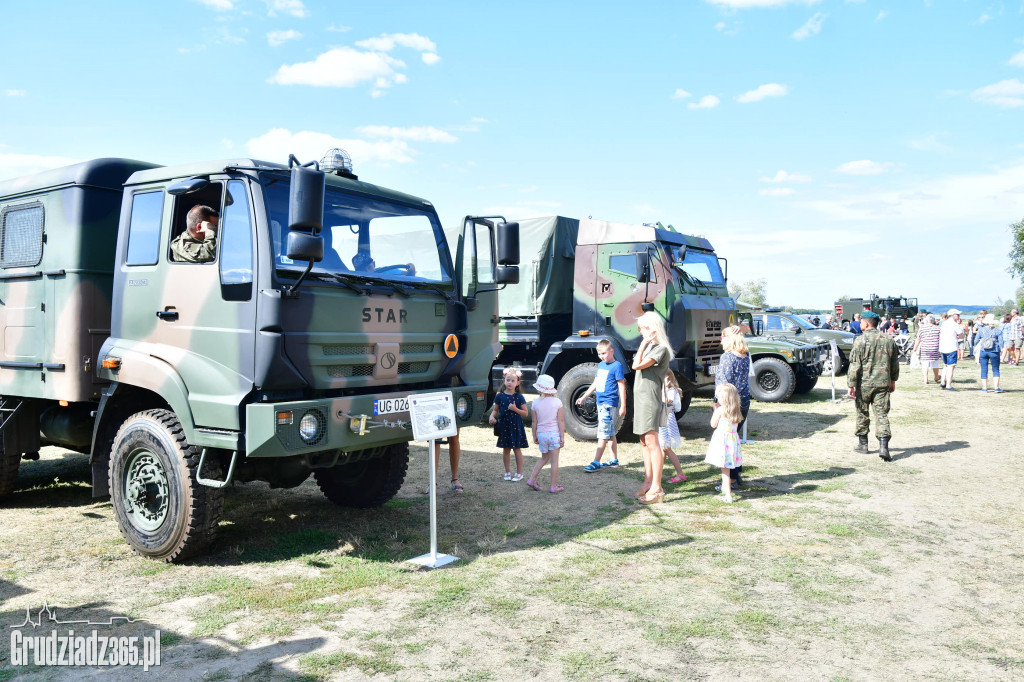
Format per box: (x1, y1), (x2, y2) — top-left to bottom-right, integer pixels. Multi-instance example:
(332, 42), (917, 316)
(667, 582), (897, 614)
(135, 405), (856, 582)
(491, 216), (734, 441)
(0, 152), (517, 561)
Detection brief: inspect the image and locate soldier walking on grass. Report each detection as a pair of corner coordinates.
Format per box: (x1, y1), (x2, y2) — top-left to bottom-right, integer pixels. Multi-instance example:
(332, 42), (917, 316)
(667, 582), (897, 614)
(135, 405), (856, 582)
(847, 311), (899, 462)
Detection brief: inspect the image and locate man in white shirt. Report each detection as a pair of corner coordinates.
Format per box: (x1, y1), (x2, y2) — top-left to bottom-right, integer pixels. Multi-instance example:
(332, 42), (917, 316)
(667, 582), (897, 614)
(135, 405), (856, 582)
(938, 308), (964, 390)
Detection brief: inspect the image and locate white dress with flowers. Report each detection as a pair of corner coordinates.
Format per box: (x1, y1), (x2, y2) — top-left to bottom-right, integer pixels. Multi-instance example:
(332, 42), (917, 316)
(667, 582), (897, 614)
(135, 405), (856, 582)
(705, 418), (741, 469)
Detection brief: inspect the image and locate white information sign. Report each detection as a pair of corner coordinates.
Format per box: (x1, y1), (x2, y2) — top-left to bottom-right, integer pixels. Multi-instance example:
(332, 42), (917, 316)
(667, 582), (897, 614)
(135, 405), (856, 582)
(409, 392), (458, 442)
(829, 339), (841, 402)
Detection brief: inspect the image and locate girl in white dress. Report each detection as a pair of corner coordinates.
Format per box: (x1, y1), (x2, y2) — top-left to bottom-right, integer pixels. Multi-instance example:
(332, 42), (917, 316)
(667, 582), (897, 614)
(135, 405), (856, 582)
(659, 373), (686, 485)
(705, 383), (743, 503)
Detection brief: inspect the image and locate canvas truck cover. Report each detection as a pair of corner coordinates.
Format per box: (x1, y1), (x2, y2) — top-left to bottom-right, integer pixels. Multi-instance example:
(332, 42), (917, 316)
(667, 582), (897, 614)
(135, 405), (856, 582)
(500, 215), (580, 318)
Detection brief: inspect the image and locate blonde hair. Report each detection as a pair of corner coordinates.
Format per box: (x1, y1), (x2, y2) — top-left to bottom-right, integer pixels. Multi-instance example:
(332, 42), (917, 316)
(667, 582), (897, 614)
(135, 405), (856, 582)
(664, 371), (679, 390)
(637, 311), (674, 360)
(714, 383), (743, 424)
(721, 325), (749, 356)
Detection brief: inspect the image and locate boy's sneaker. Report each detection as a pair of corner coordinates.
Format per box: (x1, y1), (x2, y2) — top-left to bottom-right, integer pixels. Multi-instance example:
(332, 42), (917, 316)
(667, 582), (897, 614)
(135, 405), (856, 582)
(602, 459), (619, 468)
(584, 461), (603, 472)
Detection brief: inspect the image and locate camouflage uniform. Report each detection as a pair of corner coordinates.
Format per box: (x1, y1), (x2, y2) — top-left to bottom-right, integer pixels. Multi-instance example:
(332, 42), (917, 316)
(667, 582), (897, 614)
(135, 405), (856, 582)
(847, 328), (899, 438)
(170, 232), (217, 262)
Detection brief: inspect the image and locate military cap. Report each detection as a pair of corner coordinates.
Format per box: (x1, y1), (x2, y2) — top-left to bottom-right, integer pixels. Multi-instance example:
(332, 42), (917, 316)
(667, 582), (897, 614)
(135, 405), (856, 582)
(860, 311), (880, 320)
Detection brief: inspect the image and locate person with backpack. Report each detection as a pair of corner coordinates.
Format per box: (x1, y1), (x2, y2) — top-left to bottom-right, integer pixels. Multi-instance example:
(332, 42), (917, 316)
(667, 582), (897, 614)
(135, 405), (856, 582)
(976, 314), (1003, 393)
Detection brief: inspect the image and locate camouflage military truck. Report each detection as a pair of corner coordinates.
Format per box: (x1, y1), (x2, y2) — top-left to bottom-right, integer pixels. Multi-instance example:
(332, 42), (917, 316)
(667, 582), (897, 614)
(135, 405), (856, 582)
(834, 295), (918, 325)
(0, 153), (517, 561)
(491, 216), (733, 441)
(735, 307), (829, 402)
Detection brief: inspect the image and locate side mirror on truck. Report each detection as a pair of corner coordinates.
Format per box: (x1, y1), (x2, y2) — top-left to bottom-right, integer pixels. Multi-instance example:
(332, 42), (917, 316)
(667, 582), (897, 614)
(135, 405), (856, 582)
(635, 252), (651, 283)
(495, 221), (520, 284)
(286, 232), (324, 262)
(285, 156), (327, 296)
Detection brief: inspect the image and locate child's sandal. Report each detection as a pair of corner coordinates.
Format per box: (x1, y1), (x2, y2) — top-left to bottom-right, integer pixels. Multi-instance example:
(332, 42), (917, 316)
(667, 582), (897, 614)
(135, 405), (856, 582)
(549, 485), (564, 493)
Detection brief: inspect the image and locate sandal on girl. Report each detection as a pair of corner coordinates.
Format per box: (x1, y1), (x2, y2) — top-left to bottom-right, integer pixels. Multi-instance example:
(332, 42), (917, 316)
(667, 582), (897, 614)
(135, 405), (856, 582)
(503, 472), (512, 481)
(669, 474), (686, 484)
(526, 479), (543, 491)
(511, 473), (524, 482)
(549, 485), (564, 494)
(450, 478), (464, 493)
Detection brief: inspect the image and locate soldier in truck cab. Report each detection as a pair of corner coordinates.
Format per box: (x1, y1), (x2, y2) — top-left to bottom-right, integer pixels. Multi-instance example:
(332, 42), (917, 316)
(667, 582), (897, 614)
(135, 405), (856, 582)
(171, 205), (219, 263)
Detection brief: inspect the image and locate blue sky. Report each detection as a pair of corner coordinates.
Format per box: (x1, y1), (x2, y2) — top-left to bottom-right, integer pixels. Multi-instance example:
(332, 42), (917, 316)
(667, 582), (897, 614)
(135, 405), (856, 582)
(2, 0), (1023, 308)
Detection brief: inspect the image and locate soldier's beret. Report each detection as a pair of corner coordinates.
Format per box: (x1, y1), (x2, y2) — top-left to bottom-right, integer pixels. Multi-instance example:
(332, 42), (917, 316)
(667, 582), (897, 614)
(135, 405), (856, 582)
(860, 311), (880, 319)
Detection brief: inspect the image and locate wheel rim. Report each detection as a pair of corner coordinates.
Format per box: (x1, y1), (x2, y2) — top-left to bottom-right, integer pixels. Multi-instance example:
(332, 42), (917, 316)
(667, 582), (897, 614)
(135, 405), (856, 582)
(570, 387), (599, 428)
(122, 447), (170, 532)
(757, 370), (781, 392)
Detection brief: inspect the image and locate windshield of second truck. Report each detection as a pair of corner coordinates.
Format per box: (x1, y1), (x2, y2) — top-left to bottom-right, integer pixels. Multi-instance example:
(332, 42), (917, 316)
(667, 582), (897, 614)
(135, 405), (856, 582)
(668, 246), (725, 285)
(263, 179), (454, 286)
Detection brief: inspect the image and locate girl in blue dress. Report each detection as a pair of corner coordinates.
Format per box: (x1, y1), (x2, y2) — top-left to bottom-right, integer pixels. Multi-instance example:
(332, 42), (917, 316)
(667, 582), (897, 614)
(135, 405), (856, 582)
(488, 368), (529, 481)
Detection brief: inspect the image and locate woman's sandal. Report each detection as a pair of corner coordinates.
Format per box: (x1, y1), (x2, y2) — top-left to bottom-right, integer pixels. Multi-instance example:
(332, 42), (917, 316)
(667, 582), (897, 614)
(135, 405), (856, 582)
(450, 478), (464, 493)
(638, 490), (665, 505)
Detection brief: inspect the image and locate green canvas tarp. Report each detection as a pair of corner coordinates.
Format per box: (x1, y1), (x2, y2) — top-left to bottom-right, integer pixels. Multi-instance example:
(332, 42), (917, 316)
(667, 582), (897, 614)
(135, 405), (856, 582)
(500, 215), (580, 318)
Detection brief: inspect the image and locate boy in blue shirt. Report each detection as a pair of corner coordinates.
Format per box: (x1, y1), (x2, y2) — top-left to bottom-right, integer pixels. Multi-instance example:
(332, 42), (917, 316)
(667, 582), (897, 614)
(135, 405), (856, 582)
(576, 339), (627, 471)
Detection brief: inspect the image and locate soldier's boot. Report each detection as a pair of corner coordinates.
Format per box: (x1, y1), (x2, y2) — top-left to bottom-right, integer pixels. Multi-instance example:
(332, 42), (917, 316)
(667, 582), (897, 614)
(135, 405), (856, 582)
(854, 435), (869, 453)
(878, 437), (892, 462)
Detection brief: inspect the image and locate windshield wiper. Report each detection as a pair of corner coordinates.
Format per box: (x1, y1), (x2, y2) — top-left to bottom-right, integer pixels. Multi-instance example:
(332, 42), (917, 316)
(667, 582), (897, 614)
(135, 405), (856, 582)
(673, 265), (714, 295)
(327, 272), (371, 295)
(401, 280), (456, 303)
(359, 275), (411, 298)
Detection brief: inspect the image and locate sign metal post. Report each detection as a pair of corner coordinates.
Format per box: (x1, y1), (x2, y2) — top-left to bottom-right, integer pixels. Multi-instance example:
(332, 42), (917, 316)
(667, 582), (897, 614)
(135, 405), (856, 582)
(407, 392), (459, 569)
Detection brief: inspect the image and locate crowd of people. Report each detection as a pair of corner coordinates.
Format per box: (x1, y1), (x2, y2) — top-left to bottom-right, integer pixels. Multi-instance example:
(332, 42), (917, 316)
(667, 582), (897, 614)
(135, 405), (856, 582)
(431, 307), (1021, 503)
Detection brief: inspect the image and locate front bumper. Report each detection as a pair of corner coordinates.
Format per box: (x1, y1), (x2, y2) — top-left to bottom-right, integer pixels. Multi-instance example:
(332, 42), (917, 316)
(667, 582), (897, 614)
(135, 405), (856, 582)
(245, 384), (489, 458)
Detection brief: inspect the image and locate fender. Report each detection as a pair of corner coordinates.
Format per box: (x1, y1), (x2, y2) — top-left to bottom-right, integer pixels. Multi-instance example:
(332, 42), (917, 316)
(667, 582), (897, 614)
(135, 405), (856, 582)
(540, 335), (628, 378)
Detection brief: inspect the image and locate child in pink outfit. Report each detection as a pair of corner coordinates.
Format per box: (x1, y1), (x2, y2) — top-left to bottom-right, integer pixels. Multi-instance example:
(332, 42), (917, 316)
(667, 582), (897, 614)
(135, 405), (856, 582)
(526, 375), (566, 493)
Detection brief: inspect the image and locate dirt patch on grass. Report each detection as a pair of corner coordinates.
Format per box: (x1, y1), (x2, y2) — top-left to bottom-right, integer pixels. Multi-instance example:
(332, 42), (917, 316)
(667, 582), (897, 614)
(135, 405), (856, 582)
(2, 366), (1023, 679)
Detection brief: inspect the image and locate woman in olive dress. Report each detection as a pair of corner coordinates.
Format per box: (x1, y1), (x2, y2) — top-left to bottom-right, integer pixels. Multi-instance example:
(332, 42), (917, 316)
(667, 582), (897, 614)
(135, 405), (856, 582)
(632, 311), (674, 504)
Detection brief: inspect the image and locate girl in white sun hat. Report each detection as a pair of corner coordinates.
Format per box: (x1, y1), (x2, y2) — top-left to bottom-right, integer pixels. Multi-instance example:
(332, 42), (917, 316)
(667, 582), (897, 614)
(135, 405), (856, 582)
(526, 375), (566, 493)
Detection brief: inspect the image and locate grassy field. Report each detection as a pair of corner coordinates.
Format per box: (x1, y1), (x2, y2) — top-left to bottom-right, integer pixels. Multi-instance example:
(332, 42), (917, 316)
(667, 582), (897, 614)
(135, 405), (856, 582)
(1, 364), (1023, 680)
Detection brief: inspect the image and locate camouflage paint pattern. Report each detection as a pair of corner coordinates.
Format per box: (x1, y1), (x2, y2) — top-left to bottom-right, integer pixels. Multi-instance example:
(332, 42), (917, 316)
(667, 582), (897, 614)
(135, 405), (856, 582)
(4, 158), (492, 459)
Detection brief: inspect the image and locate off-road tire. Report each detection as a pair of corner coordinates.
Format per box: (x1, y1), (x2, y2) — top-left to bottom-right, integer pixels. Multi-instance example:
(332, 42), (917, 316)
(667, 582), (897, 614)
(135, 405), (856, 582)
(315, 442), (409, 507)
(794, 374), (818, 394)
(750, 358), (797, 403)
(557, 363), (603, 442)
(109, 409), (223, 562)
(0, 443), (19, 499)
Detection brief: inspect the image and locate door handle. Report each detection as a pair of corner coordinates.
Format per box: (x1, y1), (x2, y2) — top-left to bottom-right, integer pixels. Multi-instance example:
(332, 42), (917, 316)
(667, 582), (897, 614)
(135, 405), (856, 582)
(156, 309), (179, 322)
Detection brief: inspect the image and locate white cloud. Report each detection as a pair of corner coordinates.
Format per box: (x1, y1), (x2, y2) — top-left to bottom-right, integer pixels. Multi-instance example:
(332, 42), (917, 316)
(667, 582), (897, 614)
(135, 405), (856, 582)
(688, 95), (720, 110)
(836, 160), (894, 175)
(977, 13), (992, 24)
(356, 33), (436, 53)
(327, 25), (351, 33)
(356, 125), (457, 143)
(875, 10), (888, 21)
(1009, 49), (1024, 67)
(268, 0), (308, 18)
(792, 12), (827, 40)
(471, 117), (488, 123)
(4, 89), (26, 97)
(671, 88), (692, 100)
(737, 83), (787, 103)
(421, 52), (441, 65)
(0, 152), (80, 183)
(193, 0), (233, 10)
(245, 128), (417, 165)
(760, 187), (796, 196)
(706, 0), (821, 7)
(971, 78), (1024, 108)
(906, 132), (949, 152)
(269, 47), (406, 89)
(761, 170), (811, 183)
(801, 163), (1024, 231)
(267, 29), (301, 47)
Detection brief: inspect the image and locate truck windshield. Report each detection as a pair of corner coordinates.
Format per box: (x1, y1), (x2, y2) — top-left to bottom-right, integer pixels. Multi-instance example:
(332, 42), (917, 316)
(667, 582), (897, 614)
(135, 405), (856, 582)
(787, 314), (818, 331)
(262, 178), (453, 286)
(668, 246), (725, 285)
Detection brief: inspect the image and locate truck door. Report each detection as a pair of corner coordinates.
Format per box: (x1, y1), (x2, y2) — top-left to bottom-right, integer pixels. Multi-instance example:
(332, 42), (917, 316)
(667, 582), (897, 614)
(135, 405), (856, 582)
(594, 243), (654, 342)
(120, 179), (256, 429)
(460, 217), (502, 391)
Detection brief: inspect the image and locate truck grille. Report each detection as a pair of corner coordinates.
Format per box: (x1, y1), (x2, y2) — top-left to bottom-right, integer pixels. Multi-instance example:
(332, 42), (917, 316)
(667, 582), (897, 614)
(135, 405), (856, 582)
(696, 339), (723, 356)
(326, 362), (431, 377)
(323, 344), (373, 356)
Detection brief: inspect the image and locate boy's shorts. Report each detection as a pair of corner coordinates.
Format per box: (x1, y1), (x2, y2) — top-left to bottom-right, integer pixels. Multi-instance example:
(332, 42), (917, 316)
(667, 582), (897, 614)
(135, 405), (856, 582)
(941, 351), (958, 365)
(597, 404), (619, 441)
(1014, 338), (1023, 349)
(537, 431), (562, 454)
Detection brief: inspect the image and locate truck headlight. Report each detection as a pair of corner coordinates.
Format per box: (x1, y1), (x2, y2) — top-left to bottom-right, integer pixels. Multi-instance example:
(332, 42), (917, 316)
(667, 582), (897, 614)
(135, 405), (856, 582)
(299, 412), (320, 443)
(456, 394), (471, 420)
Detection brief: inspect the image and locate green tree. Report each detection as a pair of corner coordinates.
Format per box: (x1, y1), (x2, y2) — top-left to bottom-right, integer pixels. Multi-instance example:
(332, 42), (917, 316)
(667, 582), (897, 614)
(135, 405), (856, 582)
(1008, 216), (1024, 280)
(728, 278), (768, 307)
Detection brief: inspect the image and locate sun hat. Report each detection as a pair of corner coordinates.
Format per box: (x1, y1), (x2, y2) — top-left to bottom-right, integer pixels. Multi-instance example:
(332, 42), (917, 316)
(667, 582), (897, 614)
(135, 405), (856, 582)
(947, 308), (962, 315)
(533, 374), (557, 395)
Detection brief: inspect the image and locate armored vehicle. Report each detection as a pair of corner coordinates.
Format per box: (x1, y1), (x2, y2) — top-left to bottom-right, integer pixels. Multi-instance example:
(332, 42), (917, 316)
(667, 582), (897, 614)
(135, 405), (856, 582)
(736, 310), (829, 402)
(0, 154), (517, 561)
(834, 295), (918, 325)
(748, 309), (855, 376)
(491, 216), (733, 441)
